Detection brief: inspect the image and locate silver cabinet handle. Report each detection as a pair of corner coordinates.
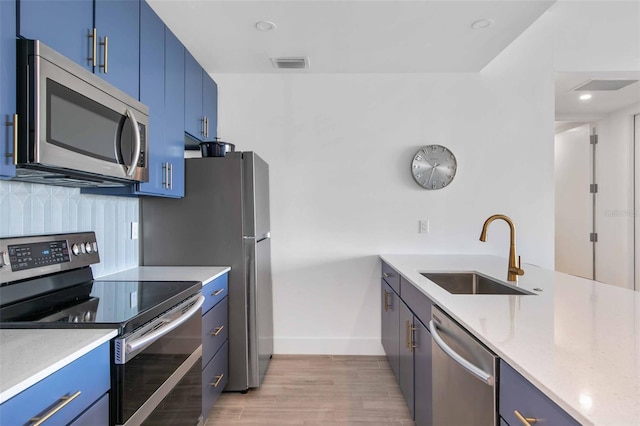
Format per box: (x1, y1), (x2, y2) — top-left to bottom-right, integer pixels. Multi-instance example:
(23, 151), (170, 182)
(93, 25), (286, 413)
(383, 272), (393, 278)
(5, 114), (17, 165)
(125, 109), (141, 177)
(429, 320), (494, 386)
(211, 325), (224, 336)
(88, 28), (97, 67)
(210, 374), (224, 388)
(168, 163), (173, 189)
(162, 162), (168, 189)
(29, 391), (82, 425)
(212, 288), (224, 296)
(100, 35), (108, 73)
(126, 296), (204, 353)
(201, 117), (206, 137)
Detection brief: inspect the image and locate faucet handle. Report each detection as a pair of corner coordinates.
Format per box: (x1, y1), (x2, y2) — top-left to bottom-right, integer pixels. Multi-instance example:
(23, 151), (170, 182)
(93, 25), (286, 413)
(516, 256), (524, 276)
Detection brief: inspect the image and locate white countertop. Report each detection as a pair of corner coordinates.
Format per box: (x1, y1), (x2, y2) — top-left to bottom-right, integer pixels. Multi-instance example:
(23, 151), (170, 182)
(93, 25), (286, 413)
(380, 254), (640, 426)
(0, 329), (117, 404)
(98, 266), (230, 286)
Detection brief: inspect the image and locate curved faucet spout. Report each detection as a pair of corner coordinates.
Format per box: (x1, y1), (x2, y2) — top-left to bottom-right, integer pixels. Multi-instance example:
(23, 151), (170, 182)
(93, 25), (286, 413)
(479, 214), (524, 282)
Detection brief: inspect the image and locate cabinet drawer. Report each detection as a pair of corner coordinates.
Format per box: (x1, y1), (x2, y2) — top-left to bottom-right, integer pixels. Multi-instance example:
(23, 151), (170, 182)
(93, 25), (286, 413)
(69, 392), (109, 426)
(400, 277), (432, 323)
(202, 341), (228, 418)
(0, 342), (110, 426)
(500, 361), (580, 426)
(203, 274), (228, 314)
(382, 262), (400, 294)
(203, 296), (228, 365)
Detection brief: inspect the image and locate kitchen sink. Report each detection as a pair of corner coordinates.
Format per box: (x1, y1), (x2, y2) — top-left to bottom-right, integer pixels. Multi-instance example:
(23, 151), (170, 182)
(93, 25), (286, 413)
(420, 272), (534, 295)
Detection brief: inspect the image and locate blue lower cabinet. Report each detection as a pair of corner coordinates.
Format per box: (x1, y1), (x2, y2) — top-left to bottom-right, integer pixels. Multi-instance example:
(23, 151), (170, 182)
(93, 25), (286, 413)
(500, 361), (580, 426)
(500, 417), (511, 426)
(69, 393), (109, 426)
(203, 296), (228, 361)
(202, 274), (229, 314)
(0, 342), (110, 425)
(202, 341), (228, 418)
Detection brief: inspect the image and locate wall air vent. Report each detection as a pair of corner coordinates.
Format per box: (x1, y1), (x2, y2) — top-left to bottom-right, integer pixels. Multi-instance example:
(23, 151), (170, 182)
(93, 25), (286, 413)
(271, 57), (310, 69)
(573, 80), (639, 91)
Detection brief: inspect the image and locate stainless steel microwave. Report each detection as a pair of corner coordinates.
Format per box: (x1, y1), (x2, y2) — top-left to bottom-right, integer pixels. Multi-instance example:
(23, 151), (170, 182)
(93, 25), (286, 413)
(14, 39), (149, 187)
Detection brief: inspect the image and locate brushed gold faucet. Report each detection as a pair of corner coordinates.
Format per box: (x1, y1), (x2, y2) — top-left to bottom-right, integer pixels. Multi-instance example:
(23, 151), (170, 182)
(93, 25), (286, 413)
(479, 214), (525, 282)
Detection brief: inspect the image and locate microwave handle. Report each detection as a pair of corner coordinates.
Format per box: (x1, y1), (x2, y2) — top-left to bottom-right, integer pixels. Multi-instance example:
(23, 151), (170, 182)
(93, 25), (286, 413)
(125, 109), (141, 177)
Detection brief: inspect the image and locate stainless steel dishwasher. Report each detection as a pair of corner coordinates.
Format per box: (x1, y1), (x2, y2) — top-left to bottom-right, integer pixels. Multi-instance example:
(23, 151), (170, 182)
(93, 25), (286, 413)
(429, 306), (498, 426)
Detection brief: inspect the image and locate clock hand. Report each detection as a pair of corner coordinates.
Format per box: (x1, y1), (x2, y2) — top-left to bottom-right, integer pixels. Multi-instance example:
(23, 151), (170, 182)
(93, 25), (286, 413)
(427, 165), (437, 184)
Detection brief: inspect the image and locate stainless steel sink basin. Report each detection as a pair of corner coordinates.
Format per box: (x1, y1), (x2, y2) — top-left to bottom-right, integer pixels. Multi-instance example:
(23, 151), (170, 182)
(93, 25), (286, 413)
(421, 272), (534, 295)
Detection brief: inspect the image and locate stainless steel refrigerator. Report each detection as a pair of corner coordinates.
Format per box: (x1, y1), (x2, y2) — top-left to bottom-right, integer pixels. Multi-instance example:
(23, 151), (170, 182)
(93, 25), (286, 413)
(140, 152), (273, 391)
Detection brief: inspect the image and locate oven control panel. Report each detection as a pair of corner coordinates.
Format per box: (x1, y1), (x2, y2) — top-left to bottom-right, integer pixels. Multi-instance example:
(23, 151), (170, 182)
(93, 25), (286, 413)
(0, 232), (99, 284)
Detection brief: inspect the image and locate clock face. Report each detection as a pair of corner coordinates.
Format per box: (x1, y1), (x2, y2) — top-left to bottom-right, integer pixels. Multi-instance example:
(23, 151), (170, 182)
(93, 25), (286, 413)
(411, 145), (457, 190)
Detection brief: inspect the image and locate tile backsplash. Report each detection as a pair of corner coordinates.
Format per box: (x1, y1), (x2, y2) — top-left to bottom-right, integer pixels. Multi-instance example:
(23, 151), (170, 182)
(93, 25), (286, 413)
(0, 181), (139, 277)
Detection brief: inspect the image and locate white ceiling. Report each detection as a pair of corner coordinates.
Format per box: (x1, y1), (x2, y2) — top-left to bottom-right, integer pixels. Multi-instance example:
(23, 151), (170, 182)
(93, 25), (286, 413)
(555, 71), (640, 122)
(148, 0), (555, 73)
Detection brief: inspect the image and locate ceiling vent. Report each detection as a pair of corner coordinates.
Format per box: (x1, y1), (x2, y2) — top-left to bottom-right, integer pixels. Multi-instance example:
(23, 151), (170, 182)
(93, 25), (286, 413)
(271, 57), (310, 69)
(573, 80), (639, 91)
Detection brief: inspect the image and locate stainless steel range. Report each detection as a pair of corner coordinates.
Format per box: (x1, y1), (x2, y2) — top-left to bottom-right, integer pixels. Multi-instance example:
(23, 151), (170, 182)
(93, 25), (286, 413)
(0, 232), (204, 426)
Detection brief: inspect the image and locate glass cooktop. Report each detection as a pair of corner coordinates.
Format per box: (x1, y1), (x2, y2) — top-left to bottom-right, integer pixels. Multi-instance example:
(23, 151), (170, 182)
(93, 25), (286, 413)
(0, 280), (201, 334)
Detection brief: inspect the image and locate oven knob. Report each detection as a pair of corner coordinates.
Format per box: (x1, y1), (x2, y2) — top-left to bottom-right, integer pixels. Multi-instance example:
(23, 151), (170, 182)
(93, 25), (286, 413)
(71, 244), (80, 256)
(80, 244), (86, 254)
(85, 242), (93, 253)
(92, 242), (98, 252)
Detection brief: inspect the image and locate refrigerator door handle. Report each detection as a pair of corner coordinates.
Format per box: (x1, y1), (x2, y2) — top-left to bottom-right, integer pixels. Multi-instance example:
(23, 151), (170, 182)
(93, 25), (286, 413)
(244, 232), (271, 242)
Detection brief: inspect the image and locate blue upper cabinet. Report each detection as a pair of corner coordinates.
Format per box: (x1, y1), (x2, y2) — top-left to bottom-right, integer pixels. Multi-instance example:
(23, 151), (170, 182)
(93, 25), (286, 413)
(184, 51), (204, 140)
(19, 0), (140, 99)
(164, 28), (186, 197)
(138, 1), (166, 195)
(94, 0), (140, 99)
(18, 0), (94, 72)
(185, 51), (217, 142)
(202, 74), (218, 140)
(0, 0), (16, 178)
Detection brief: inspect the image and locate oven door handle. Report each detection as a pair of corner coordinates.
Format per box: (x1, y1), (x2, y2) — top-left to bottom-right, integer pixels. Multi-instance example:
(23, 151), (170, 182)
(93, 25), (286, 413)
(125, 295), (204, 354)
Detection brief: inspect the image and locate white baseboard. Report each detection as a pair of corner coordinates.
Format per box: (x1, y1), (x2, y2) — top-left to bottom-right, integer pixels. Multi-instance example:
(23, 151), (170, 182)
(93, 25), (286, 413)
(274, 337), (385, 355)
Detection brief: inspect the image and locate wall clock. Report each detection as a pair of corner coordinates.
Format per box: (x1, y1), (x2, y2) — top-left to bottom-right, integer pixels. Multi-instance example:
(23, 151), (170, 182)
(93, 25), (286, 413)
(411, 145), (457, 189)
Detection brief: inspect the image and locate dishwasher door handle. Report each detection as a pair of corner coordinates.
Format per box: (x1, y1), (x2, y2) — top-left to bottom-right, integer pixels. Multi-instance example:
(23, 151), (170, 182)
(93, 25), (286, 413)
(429, 320), (494, 386)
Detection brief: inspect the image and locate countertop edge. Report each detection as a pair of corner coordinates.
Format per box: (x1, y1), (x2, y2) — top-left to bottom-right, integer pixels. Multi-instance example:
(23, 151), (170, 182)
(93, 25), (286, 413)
(0, 329), (117, 404)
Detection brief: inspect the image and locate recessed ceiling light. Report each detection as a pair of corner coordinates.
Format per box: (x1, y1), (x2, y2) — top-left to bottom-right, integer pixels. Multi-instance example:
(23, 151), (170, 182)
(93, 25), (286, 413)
(255, 21), (276, 31)
(471, 19), (494, 30)
(579, 94), (592, 101)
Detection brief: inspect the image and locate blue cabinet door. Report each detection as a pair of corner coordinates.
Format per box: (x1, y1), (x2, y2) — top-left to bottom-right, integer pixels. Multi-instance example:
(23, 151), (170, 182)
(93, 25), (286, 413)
(399, 301), (414, 419)
(381, 280), (400, 381)
(413, 318), (432, 426)
(164, 27), (185, 197)
(0, 0), (16, 178)
(94, 0), (140, 99)
(202, 74), (218, 140)
(184, 50), (204, 140)
(19, 0), (94, 71)
(138, 0), (166, 196)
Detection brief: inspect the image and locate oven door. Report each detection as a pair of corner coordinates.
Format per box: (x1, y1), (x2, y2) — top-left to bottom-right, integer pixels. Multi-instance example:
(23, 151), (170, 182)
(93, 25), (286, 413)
(112, 295), (204, 426)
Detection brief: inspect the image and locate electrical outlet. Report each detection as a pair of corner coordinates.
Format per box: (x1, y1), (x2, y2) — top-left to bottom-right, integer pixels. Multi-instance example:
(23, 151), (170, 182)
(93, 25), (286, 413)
(419, 220), (429, 234)
(131, 222), (139, 240)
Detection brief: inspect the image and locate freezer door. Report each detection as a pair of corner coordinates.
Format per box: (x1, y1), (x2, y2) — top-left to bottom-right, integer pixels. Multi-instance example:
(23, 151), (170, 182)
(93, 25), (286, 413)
(243, 152), (270, 238)
(245, 235), (274, 387)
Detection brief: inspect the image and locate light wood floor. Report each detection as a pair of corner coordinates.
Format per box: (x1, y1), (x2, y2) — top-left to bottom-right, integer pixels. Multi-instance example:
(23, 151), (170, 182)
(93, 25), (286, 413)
(205, 355), (414, 425)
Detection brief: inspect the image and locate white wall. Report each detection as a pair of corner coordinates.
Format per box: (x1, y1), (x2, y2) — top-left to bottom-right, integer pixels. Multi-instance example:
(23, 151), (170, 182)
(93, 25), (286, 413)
(0, 181), (139, 278)
(555, 124), (593, 279)
(594, 103), (640, 290)
(213, 15), (555, 354)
